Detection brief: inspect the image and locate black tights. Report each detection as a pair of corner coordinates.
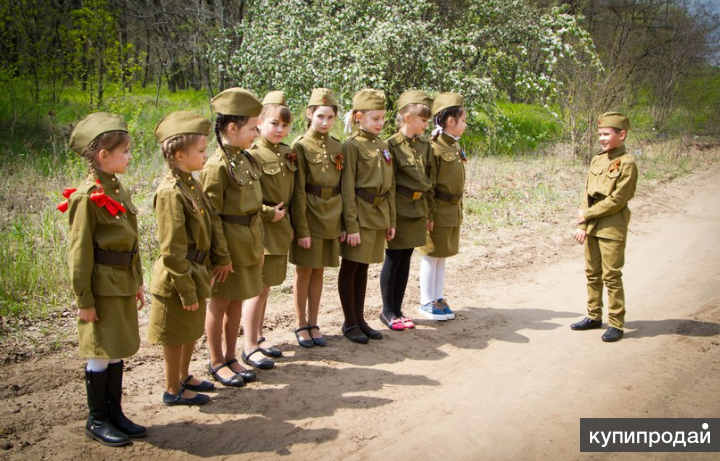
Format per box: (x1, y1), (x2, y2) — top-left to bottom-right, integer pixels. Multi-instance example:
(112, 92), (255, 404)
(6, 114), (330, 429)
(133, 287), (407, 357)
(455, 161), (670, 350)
(380, 248), (414, 318)
(338, 258), (369, 327)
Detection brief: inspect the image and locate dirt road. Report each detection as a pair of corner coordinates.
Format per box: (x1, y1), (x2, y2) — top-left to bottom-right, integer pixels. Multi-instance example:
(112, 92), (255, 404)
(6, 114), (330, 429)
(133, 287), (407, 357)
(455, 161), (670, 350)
(2, 165), (719, 461)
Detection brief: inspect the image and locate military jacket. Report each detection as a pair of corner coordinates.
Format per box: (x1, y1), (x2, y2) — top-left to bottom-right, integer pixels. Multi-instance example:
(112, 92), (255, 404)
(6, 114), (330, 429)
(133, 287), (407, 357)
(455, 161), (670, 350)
(580, 145), (638, 241)
(387, 132), (434, 220)
(430, 132), (465, 227)
(150, 171), (227, 306)
(67, 171), (142, 309)
(249, 136), (296, 255)
(341, 130), (396, 234)
(200, 145), (263, 266)
(290, 128), (344, 239)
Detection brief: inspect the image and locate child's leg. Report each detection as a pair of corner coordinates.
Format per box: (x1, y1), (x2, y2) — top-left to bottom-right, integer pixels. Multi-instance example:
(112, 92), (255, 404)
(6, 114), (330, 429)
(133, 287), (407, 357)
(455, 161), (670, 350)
(243, 286), (271, 351)
(162, 345), (184, 395)
(106, 360), (146, 438)
(434, 257), (447, 301)
(338, 258), (359, 326)
(599, 237), (626, 329)
(222, 300), (245, 371)
(179, 341), (197, 386)
(84, 357), (129, 446)
(420, 255), (438, 304)
(206, 296), (232, 377)
(392, 249), (414, 318)
(353, 262), (369, 322)
(307, 268), (325, 339)
(584, 235), (604, 322)
(293, 266), (313, 341)
(380, 249), (401, 318)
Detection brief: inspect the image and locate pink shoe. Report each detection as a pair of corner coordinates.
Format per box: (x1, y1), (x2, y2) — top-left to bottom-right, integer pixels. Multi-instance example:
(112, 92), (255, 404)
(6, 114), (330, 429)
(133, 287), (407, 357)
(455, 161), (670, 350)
(400, 316), (415, 329)
(380, 313), (405, 331)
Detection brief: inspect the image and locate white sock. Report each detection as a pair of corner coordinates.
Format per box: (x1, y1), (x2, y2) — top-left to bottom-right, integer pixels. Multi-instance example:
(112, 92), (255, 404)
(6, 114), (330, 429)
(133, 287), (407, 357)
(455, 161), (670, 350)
(435, 257), (447, 301)
(420, 255), (438, 304)
(86, 358), (110, 372)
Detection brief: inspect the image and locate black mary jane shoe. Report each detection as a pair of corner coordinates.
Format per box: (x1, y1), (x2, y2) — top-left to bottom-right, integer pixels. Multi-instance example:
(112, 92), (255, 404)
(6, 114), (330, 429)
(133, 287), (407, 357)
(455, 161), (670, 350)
(162, 384), (211, 406)
(294, 326), (315, 348)
(242, 349), (275, 370)
(359, 322), (384, 340)
(570, 317), (603, 331)
(208, 361), (245, 388)
(257, 336), (283, 358)
(226, 358), (257, 382)
(601, 327), (624, 342)
(181, 374), (215, 392)
(307, 325), (327, 347)
(342, 324), (369, 344)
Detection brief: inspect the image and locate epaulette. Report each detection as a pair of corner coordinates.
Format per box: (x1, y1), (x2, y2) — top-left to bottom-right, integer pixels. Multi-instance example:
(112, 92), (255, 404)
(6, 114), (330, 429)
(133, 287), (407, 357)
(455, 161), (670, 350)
(291, 135), (305, 145)
(330, 135), (341, 142)
(75, 178), (100, 194)
(387, 132), (404, 146)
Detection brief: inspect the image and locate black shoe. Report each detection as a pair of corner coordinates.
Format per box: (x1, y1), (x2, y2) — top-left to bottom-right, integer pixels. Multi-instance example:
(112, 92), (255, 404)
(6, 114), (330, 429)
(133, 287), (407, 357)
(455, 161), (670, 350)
(226, 358), (257, 382)
(85, 368), (131, 447)
(602, 327), (624, 342)
(242, 348), (275, 370)
(294, 327), (315, 348)
(162, 389), (211, 406)
(342, 324), (369, 344)
(181, 374), (215, 392)
(257, 336), (283, 357)
(570, 317), (603, 331)
(307, 325), (327, 347)
(106, 361), (147, 438)
(208, 361), (245, 387)
(359, 322), (383, 340)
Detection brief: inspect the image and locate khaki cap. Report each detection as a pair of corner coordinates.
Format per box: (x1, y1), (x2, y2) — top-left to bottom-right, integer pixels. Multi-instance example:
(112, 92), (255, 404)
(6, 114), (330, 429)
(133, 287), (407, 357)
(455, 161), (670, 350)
(352, 89), (386, 111)
(598, 112), (630, 131)
(397, 90), (433, 111)
(154, 111), (211, 142)
(262, 90), (288, 106)
(211, 87), (263, 116)
(69, 112), (128, 154)
(308, 88), (338, 107)
(432, 92), (464, 116)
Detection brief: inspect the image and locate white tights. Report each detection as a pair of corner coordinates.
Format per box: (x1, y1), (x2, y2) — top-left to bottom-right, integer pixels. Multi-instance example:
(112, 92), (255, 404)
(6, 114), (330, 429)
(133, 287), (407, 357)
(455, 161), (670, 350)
(86, 358), (122, 372)
(420, 255), (447, 305)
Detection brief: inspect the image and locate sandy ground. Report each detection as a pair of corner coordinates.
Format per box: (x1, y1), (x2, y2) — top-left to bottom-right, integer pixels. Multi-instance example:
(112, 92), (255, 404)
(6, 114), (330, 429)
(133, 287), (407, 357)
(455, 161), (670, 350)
(1, 164), (719, 461)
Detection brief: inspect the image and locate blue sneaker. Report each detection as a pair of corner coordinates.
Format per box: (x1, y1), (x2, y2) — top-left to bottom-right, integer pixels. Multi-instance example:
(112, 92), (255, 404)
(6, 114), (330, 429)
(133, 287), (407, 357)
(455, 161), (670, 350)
(418, 301), (447, 321)
(436, 298), (455, 319)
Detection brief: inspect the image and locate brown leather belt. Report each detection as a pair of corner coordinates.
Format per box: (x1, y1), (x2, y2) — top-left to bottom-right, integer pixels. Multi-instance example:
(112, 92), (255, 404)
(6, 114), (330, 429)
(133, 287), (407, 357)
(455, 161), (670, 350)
(186, 248), (209, 264)
(396, 184), (423, 200)
(305, 183), (341, 199)
(355, 188), (389, 207)
(94, 248), (137, 268)
(220, 212), (257, 226)
(434, 189), (462, 204)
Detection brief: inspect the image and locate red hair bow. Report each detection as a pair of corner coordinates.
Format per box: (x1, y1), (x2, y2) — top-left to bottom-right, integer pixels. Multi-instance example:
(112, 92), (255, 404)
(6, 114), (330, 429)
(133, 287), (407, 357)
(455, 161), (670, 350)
(56, 188), (77, 213)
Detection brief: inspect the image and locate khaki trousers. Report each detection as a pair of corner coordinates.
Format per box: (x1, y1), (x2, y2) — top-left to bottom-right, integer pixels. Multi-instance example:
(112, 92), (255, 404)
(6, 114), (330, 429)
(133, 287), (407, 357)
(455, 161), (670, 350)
(585, 234), (626, 329)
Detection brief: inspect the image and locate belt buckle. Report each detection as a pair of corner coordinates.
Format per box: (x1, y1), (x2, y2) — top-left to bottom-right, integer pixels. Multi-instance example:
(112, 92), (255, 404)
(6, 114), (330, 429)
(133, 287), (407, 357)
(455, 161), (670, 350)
(412, 191), (422, 200)
(320, 188), (333, 200)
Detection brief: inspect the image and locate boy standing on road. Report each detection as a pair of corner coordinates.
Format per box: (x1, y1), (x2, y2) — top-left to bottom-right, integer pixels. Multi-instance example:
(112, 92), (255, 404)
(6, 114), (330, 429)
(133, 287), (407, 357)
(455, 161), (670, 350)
(571, 112), (638, 342)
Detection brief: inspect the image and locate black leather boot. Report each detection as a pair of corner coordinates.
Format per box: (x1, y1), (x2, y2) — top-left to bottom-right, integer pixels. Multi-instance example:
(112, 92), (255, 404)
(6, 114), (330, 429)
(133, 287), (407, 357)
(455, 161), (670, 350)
(106, 361), (147, 438)
(85, 368), (130, 447)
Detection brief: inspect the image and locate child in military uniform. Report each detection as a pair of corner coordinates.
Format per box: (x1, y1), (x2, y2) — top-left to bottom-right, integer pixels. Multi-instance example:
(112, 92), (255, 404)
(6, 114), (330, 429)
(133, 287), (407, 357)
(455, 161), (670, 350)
(61, 112), (146, 446)
(379, 90), (434, 330)
(418, 93), (467, 321)
(290, 88), (344, 348)
(200, 88), (271, 384)
(148, 111), (232, 405)
(339, 89), (396, 343)
(571, 112), (638, 342)
(243, 91), (295, 368)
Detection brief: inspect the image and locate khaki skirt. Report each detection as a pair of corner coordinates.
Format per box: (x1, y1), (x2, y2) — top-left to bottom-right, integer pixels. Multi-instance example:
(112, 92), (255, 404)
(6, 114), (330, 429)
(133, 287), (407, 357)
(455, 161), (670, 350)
(418, 226), (460, 258)
(78, 294), (140, 359)
(388, 216), (427, 250)
(289, 237), (340, 269)
(341, 227), (386, 264)
(212, 263), (262, 301)
(262, 254), (289, 287)
(147, 293), (206, 346)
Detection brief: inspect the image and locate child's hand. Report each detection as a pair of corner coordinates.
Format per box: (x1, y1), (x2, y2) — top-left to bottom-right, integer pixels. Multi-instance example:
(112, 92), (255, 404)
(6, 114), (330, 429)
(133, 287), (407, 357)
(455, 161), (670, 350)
(212, 263), (234, 285)
(576, 209), (586, 225)
(78, 307), (99, 322)
(183, 303), (199, 311)
(385, 227), (396, 241)
(135, 285), (145, 310)
(346, 233), (361, 246)
(272, 202), (286, 222)
(574, 228), (587, 244)
(298, 237), (312, 249)
(339, 231), (347, 243)
(427, 221), (434, 232)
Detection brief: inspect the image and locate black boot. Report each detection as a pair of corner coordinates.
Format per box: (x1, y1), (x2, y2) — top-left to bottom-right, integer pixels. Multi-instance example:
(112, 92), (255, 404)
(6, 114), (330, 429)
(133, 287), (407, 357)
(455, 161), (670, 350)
(106, 361), (147, 438)
(85, 368), (130, 447)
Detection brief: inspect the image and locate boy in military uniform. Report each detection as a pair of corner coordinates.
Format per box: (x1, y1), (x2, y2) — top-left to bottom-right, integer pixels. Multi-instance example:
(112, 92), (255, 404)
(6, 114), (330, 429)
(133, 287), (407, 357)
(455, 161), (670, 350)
(571, 112), (638, 342)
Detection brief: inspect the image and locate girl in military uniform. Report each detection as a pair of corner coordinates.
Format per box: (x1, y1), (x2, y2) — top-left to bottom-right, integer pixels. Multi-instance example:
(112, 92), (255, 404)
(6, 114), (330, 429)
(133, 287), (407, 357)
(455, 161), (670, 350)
(200, 88), (273, 385)
(243, 91), (294, 368)
(61, 112), (146, 446)
(379, 90), (434, 330)
(148, 111), (231, 406)
(339, 89), (396, 344)
(418, 93), (467, 321)
(290, 88), (344, 348)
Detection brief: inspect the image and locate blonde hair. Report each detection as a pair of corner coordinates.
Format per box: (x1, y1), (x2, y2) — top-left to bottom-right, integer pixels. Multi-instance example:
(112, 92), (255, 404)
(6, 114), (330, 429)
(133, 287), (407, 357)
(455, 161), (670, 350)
(396, 103), (431, 128)
(260, 104), (292, 124)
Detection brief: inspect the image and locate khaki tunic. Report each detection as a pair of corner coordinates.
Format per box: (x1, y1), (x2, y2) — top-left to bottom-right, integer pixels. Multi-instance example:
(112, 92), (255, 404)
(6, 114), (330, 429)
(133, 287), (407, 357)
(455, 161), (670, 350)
(199, 146), (263, 300)
(68, 170), (142, 359)
(249, 137), (296, 285)
(419, 132), (466, 257)
(386, 132), (434, 250)
(341, 130), (396, 264)
(289, 128), (344, 268)
(148, 171), (219, 345)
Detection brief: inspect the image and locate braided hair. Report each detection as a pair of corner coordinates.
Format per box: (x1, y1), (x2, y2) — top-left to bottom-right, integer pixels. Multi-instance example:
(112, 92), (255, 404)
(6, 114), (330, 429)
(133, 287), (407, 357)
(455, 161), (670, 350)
(431, 106), (465, 141)
(214, 113), (259, 184)
(161, 134), (213, 214)
(80, 131), (130, 181)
